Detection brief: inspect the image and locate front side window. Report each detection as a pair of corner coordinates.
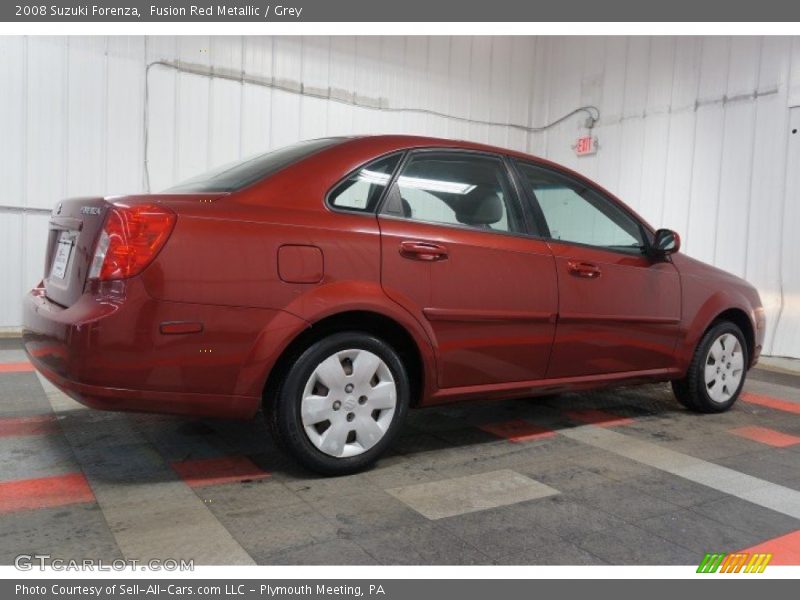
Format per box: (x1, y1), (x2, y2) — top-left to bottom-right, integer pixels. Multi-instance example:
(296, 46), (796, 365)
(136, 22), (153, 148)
(328, 153), (402, 212)
(515, 162), (644, 251)
(166, 138), (345, 193)
(383, 152), (523, 234)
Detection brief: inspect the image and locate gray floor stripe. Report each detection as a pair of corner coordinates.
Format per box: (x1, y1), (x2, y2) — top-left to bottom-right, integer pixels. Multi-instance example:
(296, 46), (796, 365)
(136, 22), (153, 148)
(560, 425), (800, 520)
(35, 373), (255, 565)
(0, 348), (27, 362)
(387, 469), (559, 520)
(749, 367), (800, 390)
(744, 379), (800, 403)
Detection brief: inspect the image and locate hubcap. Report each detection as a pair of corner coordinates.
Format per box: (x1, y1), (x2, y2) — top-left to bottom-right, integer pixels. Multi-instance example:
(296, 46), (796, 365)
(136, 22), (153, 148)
(704, 333), (744, 403)
(300, 348), (397, 458)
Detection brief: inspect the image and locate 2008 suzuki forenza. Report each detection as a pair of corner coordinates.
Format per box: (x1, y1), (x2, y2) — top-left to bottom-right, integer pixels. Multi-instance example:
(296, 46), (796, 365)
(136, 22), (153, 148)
(23, 135), (766, 475)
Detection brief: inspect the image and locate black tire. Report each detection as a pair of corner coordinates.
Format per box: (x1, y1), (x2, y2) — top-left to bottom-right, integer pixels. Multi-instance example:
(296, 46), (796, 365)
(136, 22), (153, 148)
(266, 331), (410, 476)
(671, 320), (749, 413)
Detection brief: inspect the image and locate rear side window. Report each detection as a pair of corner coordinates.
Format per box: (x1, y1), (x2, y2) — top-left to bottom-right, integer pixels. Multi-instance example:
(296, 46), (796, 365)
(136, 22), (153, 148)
(166, 138), (345, 193)
(328, 153), (403, 212)
(383, 152), (523, 234)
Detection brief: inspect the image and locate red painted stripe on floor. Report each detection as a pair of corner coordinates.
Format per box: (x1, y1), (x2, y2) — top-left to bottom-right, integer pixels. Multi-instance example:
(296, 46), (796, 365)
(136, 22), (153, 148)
(29, 345), (63, 358)
(738, 529), (800, 566)
(0, 415), (58, 438)
(730, 426), (800, 448)
(0, 473), (94, 514)
(742, 392), (800, 415)
(565, 409), (635, 427)
(171, 455), (271, 488)
(0, 361), (34, 373)
(479, 419), (557, 443)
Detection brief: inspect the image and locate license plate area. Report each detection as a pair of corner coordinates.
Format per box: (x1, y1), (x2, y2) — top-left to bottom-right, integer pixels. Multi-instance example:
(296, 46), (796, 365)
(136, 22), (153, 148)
(51, 231), (77, 280)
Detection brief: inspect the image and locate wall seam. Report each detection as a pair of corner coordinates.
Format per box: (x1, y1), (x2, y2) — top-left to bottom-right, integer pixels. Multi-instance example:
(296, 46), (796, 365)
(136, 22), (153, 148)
(103, 36), (110, 195)
(238, 36), (245, 159)
(614, 38), (632, 196)
(297, 37), (305, 141)
(21, 36), (30, 300)
(173, 37), (180, 182)
(742, 37), (765, 282)
(769, 41), (796, 355)
(206, 36), (215, 172)
(63, 37), (70, 199)
(683, 38), (706, 251)
(710, 37), (733, 266)
(635, 37), (653, 217)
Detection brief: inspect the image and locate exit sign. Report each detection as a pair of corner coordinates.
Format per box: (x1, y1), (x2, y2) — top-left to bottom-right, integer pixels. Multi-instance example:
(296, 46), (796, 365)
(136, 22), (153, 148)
(574, 136), (598, 156)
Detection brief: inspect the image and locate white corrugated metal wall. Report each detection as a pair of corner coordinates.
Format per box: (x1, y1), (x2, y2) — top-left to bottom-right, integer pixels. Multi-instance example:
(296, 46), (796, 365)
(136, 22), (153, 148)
(532, 37), (800, 358)
(0, 35), (798, 358)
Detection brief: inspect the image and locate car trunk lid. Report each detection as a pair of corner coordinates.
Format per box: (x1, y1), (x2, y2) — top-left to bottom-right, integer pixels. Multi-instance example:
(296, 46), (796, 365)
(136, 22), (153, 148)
(43, 194), (230, 307)
(44, 197), (109, 308)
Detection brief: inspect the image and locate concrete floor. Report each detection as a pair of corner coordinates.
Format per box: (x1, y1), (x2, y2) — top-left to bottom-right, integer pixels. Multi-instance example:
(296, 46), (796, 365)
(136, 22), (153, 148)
(1, 337), (798, 566)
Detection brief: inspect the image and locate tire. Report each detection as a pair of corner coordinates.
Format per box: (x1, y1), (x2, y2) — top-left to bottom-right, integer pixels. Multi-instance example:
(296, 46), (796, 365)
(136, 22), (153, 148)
(671, 320), (748, 413)
(266, 331), (410, 476)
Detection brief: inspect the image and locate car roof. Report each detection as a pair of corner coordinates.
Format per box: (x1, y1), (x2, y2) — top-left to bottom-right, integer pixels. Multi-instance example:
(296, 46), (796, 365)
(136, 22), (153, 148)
(334, 134), (543, 162)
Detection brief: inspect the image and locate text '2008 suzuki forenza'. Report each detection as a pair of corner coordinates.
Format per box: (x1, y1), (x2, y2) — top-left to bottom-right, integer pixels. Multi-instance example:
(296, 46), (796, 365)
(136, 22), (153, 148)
(23, 135), (765, 474)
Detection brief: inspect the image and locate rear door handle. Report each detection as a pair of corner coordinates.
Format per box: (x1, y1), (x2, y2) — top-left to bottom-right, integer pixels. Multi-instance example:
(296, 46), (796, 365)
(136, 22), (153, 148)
(567, 260), (602, 278)
(399, 241), (449, 261)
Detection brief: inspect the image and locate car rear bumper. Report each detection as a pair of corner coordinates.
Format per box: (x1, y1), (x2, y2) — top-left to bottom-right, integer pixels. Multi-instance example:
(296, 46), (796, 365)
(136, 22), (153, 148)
(22, 278), (299, 419)
(28, 353), (258, 418)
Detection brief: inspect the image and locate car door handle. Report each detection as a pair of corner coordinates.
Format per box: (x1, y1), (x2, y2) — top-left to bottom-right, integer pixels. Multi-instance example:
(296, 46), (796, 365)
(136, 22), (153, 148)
(567, 260), (602, 278)
(399, 241), (449, 261)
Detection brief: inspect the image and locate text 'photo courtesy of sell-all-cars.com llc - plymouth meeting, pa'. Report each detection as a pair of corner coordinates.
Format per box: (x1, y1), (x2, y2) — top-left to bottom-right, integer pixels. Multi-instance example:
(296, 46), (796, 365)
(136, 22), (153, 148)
(22, 135), (765, 476)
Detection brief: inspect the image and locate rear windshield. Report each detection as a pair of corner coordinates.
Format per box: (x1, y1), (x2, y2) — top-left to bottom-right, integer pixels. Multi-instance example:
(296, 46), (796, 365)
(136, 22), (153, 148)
(165, 138), (346, 193)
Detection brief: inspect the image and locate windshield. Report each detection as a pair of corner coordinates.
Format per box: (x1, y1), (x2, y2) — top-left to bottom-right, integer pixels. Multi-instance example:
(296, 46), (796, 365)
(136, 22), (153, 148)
(165, 138), (346, 193)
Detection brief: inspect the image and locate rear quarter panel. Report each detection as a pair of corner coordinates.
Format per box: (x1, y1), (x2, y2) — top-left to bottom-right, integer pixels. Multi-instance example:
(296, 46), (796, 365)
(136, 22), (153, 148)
(144, 210), (438, 401)
(142, 207), (379, 310)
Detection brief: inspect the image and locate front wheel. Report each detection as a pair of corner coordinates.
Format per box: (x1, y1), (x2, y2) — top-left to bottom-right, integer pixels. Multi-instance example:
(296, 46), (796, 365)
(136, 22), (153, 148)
(267, 331), (410, 476)
(671, 321), (748, 413)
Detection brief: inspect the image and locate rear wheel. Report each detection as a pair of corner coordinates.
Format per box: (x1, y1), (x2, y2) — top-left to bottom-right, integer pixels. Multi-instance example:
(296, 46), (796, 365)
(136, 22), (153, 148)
(671, 321), (748, 413)
(267, 331), (410, 476)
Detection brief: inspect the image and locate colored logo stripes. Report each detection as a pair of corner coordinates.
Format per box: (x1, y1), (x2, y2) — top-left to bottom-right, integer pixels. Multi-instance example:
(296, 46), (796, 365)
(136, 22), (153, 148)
(697, 552), (772, 573)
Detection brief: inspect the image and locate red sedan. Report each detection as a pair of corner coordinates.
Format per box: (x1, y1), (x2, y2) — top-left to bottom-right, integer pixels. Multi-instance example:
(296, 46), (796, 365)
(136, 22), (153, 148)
(23, 135), (765, 474)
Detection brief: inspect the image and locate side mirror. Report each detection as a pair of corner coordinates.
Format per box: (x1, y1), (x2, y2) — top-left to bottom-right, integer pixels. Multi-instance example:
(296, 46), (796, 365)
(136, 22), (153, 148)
(652, 229), (681, 256)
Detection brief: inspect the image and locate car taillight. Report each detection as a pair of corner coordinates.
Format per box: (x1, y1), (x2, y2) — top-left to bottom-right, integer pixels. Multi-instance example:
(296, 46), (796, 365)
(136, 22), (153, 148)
(88, 203), (176, 281)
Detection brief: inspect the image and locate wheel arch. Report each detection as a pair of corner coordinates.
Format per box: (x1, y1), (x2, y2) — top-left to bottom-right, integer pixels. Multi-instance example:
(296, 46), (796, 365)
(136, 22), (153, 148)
(707, 307), (756, 366)
(262, 309), (428, 409)
(679, 290), (758, 372)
